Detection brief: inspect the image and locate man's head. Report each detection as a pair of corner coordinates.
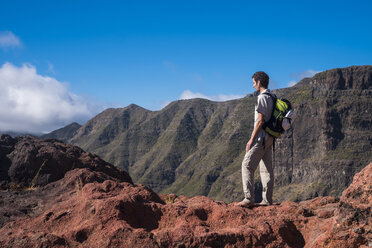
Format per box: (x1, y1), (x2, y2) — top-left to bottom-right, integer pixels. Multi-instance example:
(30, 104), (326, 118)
(252, 71), (269, 90)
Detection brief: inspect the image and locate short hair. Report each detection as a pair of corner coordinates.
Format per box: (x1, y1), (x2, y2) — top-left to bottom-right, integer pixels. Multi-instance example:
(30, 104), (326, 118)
(252, 71), (269, 88)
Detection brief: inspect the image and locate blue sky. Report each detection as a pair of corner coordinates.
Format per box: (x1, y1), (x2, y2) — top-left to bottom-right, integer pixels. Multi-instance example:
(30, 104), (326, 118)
(0, 1), (371, 133)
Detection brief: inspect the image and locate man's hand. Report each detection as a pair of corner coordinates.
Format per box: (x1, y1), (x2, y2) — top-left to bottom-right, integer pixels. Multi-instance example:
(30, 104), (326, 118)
(246, 139), (254, 153)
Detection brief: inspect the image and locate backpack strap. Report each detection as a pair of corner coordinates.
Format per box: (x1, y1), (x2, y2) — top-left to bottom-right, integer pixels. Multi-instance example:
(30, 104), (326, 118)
(261, 92), (277, 160)
(261, 92), (277, 133)
(272, 138), (276, 164)
(262, 91), (276, 99)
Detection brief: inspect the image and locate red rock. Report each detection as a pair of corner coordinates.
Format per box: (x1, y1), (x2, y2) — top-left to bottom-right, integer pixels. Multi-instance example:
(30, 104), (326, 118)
(317, 208), (335, 219)
(0, 135), (132, 188)
(0, 164), (371, 247)
(340, 162), (372, 211)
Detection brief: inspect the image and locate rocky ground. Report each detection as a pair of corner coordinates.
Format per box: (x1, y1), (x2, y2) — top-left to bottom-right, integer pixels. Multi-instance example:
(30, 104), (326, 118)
(0, 134), (132, 189)
(0, 135), (370, 247)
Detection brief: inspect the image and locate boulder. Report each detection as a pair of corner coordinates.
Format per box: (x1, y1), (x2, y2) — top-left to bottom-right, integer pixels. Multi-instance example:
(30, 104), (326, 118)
(0, 135), (132, 188)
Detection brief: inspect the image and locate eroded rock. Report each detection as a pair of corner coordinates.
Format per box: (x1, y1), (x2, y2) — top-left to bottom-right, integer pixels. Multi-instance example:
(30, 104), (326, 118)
(0, 135), (132, 188)
(0, 163), (370, 247)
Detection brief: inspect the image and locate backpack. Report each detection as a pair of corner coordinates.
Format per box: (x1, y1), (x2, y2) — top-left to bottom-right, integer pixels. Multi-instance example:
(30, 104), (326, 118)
(262, 92), (293, 138)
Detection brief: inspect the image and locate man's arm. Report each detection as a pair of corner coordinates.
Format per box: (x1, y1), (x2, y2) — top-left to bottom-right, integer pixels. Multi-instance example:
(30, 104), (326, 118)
(246, 112), (265, 152)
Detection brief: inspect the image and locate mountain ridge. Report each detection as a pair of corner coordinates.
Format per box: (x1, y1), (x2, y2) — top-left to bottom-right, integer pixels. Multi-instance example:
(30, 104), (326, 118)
(41, 122), (81, 142)
(45, 65), (372, 203)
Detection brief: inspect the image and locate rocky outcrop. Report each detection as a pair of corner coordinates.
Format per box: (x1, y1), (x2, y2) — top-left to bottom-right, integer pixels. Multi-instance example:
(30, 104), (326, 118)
(0, 135), (132, 190)
(44, 66), (372, 203)
(273, 66), (372, 201)
(340, 161), (371, 211)
(0, 162), (370, 247)
(310, 66), (372, 90)
(0, 168), (130, 229)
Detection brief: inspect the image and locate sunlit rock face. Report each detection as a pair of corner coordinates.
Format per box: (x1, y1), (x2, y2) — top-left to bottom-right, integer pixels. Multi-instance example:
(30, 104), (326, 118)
(0, 160), (370, 247)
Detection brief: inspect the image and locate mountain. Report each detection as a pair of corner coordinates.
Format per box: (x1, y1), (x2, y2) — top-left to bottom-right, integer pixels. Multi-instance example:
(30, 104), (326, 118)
(69, 99), (254, 202)
(1, 122), (80, 140)
(41, 122), (81, 142)
(52, 65), (372, 203)
(0, 131), (42, 137)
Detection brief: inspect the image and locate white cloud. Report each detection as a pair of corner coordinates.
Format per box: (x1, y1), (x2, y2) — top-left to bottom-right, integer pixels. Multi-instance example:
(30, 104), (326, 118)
(180, 90), (243, 102)
(287, 80), (297, 87)
(288, 69), (321, 87)
(0, 62), (100, 133)
(0, 31), (22, 49)
(298, 69), (321, 79)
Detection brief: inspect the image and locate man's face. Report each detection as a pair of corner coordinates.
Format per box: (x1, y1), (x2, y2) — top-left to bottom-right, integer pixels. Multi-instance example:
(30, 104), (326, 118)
(252, 78), (260, 91)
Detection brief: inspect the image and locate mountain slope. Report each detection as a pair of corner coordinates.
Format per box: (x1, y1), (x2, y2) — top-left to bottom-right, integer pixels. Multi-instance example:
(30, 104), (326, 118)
(67, 65), (372, 203)
(41, 122), (81, 142)
(272, 66), (372, 201)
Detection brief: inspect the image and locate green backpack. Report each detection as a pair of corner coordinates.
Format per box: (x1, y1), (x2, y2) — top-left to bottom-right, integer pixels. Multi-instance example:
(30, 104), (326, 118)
(262, 92), (293, 138)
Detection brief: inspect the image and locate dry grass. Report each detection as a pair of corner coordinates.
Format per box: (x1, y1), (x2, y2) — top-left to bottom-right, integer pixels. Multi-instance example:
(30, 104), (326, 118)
(75, 176), (84, 199)
(29, 160), (47, 189)
(25, 185), (39, 191)
(164, 194), (177, 204)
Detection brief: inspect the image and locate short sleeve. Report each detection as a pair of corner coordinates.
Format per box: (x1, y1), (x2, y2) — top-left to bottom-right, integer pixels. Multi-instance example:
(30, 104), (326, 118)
(256, 95), (269, 115)
(256, 94), (273, 123)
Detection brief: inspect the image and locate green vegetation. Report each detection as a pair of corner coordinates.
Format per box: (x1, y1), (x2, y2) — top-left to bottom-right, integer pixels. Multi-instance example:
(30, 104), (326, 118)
(53, 66), (372, 203)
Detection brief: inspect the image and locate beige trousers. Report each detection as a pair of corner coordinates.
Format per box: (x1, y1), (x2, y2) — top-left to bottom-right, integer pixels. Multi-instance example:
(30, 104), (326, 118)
(241, 135), (274, 204)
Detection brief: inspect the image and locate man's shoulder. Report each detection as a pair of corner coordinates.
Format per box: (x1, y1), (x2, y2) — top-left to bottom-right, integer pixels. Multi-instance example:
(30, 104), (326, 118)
(260, 89), (272, 95)
(258, 89), (273, 100)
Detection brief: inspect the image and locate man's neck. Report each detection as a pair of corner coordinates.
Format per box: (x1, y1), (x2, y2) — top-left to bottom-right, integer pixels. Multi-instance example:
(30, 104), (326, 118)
(259, 87), (267, 94)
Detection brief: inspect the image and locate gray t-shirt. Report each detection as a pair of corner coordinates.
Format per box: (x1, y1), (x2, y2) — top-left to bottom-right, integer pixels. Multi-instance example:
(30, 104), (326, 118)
(254, 89), (274, 141)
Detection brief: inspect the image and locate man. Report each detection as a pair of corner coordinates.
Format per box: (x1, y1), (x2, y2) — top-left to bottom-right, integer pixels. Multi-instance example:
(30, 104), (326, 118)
(238, 71), (275, 207)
